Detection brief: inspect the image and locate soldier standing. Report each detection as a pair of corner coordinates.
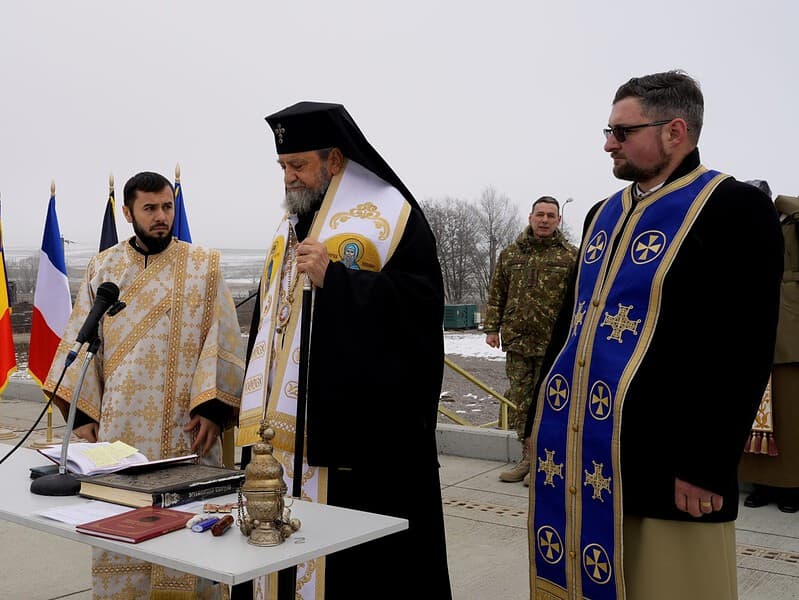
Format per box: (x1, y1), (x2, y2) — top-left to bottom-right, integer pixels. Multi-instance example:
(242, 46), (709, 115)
(484, 196), (577, 485)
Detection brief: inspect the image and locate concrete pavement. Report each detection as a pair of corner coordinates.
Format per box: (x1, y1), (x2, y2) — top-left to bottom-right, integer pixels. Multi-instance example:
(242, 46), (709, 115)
(1, 384), (799, 599)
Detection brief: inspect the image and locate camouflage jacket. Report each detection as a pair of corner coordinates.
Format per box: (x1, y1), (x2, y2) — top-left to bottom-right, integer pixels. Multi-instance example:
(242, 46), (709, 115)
(484, 227), (577, 357)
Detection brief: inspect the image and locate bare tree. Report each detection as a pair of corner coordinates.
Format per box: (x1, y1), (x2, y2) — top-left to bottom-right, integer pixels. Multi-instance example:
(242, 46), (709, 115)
(421, 197), (482, 303)
(473, 187), (523, 303)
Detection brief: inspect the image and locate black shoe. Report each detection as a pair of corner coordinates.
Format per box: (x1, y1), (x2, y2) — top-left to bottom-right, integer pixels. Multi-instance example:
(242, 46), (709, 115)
(777, 490), (799, 513)
(744, 487), (773, 508)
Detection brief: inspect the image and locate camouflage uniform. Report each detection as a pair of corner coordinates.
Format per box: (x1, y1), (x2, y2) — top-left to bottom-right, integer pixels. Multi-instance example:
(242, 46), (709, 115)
(484, 227), (577, 441)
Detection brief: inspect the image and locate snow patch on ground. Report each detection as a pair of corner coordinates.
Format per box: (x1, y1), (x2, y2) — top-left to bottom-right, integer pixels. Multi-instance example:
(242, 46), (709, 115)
(443, 331), (505, 361)
(10, 330), (505, 383)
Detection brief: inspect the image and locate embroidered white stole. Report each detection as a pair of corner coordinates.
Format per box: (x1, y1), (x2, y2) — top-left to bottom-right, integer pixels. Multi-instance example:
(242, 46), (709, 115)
(237, 159), (410, 600)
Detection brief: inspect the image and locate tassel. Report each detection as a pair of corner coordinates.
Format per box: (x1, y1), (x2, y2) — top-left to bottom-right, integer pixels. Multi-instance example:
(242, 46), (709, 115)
(767, 433), (779, 456)
(760, 432), (770, 454)
(751, 432), (762, 454)
(744, 433), (754, 453)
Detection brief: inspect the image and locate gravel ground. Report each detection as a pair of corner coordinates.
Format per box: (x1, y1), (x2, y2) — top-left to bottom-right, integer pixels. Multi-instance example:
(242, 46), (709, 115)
(440, 352), (508, 427)
(13, 334), (510, 429)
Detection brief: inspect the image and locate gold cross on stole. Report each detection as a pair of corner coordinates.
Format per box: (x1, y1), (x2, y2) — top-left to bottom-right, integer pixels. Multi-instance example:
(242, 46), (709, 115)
(584, 460), (611, 501)
(537, 449), (564, 487)
(600, 303), (641, 343)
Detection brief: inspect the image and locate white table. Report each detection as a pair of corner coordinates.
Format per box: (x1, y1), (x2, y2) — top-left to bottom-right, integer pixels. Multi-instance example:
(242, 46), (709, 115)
(0, 444), (407, 585)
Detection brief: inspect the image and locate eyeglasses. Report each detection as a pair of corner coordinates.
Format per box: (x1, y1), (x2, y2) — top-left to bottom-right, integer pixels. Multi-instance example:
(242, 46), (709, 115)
(603, 119), (673, 142)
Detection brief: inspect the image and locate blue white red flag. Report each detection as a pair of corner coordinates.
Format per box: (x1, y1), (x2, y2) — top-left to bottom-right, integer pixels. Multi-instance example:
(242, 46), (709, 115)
(28, 191), (72, 386)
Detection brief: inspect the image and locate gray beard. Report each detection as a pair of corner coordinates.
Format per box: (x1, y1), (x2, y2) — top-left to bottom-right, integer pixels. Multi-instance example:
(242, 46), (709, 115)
(283, 187), (326, 216)
(283, 166), (332, 216)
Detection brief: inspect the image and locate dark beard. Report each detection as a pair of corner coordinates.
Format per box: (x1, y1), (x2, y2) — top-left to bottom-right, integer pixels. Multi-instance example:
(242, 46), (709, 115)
(613, 159), (669, 183)
(132, 219), (172, 254)
(613, 141), (670, 183)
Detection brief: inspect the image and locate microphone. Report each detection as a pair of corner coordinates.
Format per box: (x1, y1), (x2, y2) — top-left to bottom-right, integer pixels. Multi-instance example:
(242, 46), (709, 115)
(65, 281), (120, 367)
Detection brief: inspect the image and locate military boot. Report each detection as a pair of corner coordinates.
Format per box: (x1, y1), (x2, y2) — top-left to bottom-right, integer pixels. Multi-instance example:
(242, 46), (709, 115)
(499, 445), (531, 483)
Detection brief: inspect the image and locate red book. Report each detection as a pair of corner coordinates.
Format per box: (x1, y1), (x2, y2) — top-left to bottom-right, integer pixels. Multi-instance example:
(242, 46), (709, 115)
(75, 506), (194, 544)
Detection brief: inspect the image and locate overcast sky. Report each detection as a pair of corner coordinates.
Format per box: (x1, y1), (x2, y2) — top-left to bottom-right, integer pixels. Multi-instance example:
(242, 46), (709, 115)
(1, 1), (796, 254)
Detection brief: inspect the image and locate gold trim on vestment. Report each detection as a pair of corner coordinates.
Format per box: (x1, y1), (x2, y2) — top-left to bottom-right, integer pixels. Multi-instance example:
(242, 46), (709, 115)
(162, 243), (189, 458)
(530, 166), (728, 599)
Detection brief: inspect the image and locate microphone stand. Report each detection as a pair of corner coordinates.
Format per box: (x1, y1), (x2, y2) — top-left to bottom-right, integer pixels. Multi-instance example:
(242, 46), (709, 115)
(278, 274), (314, 599)
(30, 335), (102, 496)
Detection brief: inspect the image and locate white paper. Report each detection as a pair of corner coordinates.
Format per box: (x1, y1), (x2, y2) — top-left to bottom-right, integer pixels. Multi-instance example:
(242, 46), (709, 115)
(37, 500), (133, 525)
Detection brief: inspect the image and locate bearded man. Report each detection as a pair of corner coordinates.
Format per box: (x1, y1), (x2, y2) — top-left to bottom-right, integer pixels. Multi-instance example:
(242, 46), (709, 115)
(235, 102), (452, 599)
(44, 171), (245, 599)
(525, 71), (781, 600)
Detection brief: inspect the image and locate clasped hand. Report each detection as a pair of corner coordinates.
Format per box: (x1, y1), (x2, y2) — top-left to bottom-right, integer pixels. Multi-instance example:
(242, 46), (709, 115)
(296, 238), (329, 288)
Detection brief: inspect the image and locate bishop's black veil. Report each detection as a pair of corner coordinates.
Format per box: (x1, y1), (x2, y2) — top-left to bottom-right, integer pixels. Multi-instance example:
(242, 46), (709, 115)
(264, 101), (426, 219)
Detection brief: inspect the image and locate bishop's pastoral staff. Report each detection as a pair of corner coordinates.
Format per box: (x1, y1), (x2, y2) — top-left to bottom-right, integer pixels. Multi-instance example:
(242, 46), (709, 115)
(235, 102), (452, 599)
(44, 171), (245, 599)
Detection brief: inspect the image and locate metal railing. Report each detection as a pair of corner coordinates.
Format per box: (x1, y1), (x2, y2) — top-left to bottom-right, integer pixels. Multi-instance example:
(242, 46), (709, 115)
(439, 357), (515, 429)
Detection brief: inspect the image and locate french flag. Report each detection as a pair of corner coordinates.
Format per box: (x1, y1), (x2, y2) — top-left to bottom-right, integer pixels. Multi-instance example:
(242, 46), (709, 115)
(28, 190), (71, 386)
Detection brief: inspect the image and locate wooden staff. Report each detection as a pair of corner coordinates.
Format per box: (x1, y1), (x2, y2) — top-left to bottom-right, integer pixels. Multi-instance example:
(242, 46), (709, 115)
(278, 273), (314, 600)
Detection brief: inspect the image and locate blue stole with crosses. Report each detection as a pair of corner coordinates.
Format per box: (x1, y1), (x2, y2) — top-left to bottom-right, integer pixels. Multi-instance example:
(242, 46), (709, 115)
(528, 166), (728, 600)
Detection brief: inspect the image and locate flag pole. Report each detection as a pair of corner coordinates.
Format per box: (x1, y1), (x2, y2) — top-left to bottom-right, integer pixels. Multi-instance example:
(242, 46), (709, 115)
(46, 182), (59, 444)
(45, 182), (60, 445)
(0, 192), (17, 440)
(99, 172), (119, 252)
(30, 180), (64, 449)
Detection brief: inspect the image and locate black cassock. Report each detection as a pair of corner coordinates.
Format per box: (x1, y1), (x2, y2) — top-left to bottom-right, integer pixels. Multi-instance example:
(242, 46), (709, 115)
(235, 205), (452, 600)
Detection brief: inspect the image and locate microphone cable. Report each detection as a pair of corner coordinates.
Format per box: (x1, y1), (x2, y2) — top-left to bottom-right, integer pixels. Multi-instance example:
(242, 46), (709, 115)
(0, 361), (70, 465)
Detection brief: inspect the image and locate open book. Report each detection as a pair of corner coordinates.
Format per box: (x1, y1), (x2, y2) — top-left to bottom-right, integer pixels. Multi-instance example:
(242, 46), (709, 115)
(37, 441), (197, 476)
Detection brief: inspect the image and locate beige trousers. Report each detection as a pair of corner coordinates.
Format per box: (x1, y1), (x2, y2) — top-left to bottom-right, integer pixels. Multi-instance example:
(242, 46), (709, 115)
(623, 516), (737, 600)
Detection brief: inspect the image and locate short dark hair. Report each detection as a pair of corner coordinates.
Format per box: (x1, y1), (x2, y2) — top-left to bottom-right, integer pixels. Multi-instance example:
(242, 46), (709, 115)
(532, 196), (559, 213)
(613, 70), (704, 145)
(123, 172), (174, 209)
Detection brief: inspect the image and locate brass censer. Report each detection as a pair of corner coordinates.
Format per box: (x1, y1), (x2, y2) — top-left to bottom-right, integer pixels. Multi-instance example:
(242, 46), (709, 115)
(237, 421), (301, 546)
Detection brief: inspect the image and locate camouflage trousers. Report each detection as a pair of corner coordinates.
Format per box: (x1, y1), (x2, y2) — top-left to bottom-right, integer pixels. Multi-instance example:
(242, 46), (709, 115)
(504, 351), (543, 442)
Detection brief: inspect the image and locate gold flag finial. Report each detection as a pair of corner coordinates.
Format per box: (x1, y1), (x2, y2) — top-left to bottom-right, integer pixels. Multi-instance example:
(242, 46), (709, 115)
(175, 163), (181, 183)
(109, 173), (114, 190)
(50, 180), (56, 196)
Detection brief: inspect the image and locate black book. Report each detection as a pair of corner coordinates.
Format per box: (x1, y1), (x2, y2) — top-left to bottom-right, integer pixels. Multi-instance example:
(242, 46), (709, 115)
(76, 462), (245, 508)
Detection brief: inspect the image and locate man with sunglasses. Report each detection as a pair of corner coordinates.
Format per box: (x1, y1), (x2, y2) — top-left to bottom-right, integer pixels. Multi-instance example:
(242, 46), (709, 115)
(525, 70), (782, 600)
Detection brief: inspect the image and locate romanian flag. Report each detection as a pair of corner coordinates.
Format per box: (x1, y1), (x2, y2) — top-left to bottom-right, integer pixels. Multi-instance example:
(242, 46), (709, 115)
(99, 177), (118, 252)
(28, 190), (71, 386)
(0, 198), (16, 394)
(173, 167), (192, 243)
